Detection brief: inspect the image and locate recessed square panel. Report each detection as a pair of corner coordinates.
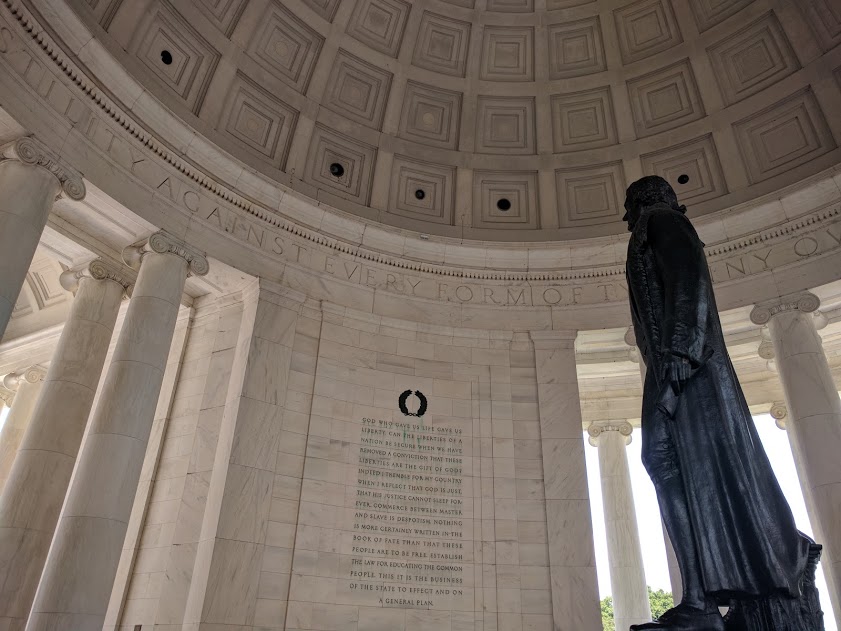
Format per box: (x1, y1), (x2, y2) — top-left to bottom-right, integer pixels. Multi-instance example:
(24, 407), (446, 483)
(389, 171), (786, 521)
(551, 87), (618, 151)
(548, 17), (606, 79)
(555, 162), (626, 227)
(614, 0), (682, 64)
(708, 12), (799, 105)
(248, 1), (324, 93)
(323, 49), (392, 130)
(480, 26), (534, 81)
(473, 171), (539, 229)
(398, 81), (462, 150)
(691, 0), (754, 32)
(388, 156), (455, 224)
(627, 59), (705, 137)
(475, 96), (536, 155)
(799, 0), (841, 51)
(305, 125), (377, 203)
(347, 0), (411, 58)
(734, 88), (836, 183)
(191, 0), (248, 35)
(412, 12), (471, 77)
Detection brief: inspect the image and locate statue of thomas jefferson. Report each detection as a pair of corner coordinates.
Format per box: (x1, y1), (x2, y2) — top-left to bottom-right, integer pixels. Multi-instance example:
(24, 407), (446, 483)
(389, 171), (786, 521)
(624, 176), (823, 631)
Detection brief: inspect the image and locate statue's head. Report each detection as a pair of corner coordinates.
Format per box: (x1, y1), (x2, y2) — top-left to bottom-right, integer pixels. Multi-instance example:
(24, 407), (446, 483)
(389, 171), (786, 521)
(623, 175), (686, 231)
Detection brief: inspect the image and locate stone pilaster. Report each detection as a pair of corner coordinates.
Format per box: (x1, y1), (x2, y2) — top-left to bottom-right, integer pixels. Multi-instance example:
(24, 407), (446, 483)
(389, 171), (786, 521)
(751, 291), (841, 625)
(0, 137), (84, 340)
(588, 420), (651, 630)
(530, 330), (601, 628)
(28, 233), (206, 631)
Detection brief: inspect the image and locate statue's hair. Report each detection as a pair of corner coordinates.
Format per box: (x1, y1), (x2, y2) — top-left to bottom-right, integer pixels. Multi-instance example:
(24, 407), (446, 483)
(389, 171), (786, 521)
(624, 175), (686, 214)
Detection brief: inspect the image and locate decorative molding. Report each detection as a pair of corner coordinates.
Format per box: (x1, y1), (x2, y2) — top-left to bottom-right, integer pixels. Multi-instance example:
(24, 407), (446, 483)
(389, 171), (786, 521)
(550, 86), (617, 152)
(123, 232), (209, 277)
(59, 259), (135, 295)
(411, 11), (470, 77)
(769, 401), (787, 430)
(323, 49), (392, 130)
(479, 26), (534, 82)
(587, 420), (633, 446)
(398, 81), (462, 150)
(548, 16), (606, 79)
(0, 387), (13, 407)
(475, 96), (536, 155)
(346, 0), (410, 58)
(750, 291), (821, 326)
(627, 59), (705, 138)
(472, 170), (539, 230)
(690, 0), (753, 33)
(641, 134), (726, 205)
(0, 137), (85, 200)
(2, 365), (46, 390)
(614, 0), (683, 64)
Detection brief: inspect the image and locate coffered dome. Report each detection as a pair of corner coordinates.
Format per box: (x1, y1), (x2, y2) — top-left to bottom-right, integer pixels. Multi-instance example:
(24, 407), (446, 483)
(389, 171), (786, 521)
(75, 0), (841, 240)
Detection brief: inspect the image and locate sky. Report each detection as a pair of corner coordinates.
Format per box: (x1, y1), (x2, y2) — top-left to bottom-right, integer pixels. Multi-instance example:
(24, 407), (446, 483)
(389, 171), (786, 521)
(586, 413), (837, 630)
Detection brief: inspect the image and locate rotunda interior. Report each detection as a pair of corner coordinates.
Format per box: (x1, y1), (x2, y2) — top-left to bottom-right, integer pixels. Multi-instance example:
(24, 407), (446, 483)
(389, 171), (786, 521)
(0, 0), (840, 630)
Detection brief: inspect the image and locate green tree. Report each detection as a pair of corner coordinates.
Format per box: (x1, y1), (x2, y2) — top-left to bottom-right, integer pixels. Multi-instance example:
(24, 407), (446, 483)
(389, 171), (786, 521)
(601, 587), (675, 630)
(600, 595), (615, 631)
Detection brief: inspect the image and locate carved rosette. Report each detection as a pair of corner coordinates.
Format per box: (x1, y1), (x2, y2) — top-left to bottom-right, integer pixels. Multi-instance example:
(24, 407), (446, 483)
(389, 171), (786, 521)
(124, 232), (209, 277)
(588, 420), (634, 447)
(59, 259), (135, 296)
(769, 401), (788, 430)
(1, 137), (86, 201)
(750, 292), (821, 326)
(2, 365), (47, 391)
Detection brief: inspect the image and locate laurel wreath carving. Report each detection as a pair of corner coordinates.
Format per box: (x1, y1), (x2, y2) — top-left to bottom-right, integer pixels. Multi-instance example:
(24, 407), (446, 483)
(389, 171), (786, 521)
(398, 390), (428, 418)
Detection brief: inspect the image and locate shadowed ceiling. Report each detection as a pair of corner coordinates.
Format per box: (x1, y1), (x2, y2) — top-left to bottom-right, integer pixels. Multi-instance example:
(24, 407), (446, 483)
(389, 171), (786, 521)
(68, 0), (841, 240)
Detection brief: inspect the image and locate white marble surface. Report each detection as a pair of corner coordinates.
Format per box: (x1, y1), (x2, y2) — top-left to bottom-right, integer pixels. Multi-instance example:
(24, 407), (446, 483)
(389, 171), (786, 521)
(27, 246), (191, 631)
(0, 366), (44, 494)
(0, 272), (123, 631)
(589, 423), (651, 629)
(0, 160), (61, 341)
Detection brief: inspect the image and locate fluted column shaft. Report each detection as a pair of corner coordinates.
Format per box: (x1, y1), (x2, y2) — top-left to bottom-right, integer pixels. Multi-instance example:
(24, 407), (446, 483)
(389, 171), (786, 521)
(0, 263), (127, 631)
(27, 234), (206, 631)
(0, 138), (84, 340)
(752, 292), (841, 624)
(589, 421), (651, 629)
(0, 368), (45, 494)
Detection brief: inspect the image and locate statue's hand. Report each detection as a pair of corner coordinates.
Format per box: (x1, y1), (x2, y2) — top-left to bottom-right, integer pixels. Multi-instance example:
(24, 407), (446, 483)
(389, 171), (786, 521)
(661, 353), (692, 395)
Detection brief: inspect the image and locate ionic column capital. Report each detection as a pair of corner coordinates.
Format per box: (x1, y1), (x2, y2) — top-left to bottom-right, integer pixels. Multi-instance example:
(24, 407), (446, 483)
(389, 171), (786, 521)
(588, 421), (634, 447)
(529, 330), (577, 350)
(769, 401), (788, 430)
(122, 231), (209, 277)
(2, 365), (47, 391)
(0, 387), (14, 407)
(750, 292), (821, 326)
(59, 259), (135, 297)
(0, 137), (85, 201)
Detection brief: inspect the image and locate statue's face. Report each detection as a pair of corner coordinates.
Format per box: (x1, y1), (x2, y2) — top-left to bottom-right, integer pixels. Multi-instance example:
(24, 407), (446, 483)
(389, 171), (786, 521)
(623, 202), (642, 232)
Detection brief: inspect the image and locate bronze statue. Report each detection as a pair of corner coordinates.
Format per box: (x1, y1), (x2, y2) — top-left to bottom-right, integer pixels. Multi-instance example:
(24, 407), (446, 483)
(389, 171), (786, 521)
(623, 176), (824, 631)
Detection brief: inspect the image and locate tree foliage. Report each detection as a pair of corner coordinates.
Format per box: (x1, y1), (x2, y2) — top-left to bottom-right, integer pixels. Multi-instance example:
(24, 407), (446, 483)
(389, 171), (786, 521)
(600, 587), (675, 630)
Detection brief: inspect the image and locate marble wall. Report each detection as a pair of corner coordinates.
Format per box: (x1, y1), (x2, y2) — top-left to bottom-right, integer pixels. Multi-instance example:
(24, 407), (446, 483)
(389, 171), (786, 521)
(105, 291), (587, 630)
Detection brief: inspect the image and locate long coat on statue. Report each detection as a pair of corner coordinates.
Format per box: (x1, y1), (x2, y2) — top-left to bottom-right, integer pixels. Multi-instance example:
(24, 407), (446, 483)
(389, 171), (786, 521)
(626, 202), (809, 600)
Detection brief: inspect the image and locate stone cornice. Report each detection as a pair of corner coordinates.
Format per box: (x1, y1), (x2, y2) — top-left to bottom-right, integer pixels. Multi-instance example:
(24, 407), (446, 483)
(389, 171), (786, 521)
(587, 421), (634, 446)
(0, 136), (85, 200)
(59, 259), (135, 295)
(750, 292), (821, 326)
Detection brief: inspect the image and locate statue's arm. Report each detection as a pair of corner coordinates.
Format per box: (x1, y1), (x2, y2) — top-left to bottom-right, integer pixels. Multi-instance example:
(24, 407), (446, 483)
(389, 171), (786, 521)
(647, 210), (710, 367)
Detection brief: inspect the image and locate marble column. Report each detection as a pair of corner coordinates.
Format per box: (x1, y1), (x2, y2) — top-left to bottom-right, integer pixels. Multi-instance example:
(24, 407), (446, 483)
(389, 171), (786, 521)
(625, 327), (683, 602)
(27, 233), (207, 631)
(0, 260), (130, 631)
(0, 366), (46, 494)
(589, 420), (651, 629)
(530, 331), (601, 627)
(0, 138), (85, 341)
(751, 292), (841, 624)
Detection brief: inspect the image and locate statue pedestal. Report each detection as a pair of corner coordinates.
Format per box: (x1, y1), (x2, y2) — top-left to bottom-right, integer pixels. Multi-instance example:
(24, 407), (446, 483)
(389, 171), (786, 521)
(724, 542), (825, 631)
